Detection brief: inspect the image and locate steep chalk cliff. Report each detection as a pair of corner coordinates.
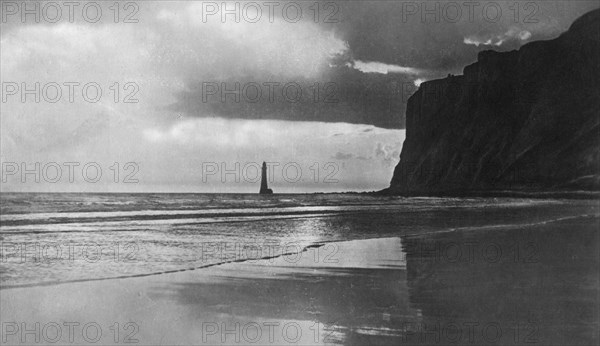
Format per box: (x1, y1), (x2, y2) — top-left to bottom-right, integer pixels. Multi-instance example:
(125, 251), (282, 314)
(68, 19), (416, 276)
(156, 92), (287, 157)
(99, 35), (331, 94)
(387, 9), (600, 195)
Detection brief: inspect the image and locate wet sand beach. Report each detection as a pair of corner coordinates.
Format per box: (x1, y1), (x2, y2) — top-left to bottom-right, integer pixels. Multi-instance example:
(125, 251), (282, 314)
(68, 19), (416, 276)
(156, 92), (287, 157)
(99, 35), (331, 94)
(1, 215), (598, 345)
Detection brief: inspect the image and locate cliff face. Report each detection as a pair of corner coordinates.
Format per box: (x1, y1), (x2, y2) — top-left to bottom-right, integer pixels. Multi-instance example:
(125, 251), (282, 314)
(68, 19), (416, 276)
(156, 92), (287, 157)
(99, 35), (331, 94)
(388, 9), (600, 195)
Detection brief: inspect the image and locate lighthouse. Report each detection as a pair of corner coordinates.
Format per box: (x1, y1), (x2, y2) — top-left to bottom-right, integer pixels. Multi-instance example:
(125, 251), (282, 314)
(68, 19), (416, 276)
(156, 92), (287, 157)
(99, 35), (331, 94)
(259, 162), (273, 194)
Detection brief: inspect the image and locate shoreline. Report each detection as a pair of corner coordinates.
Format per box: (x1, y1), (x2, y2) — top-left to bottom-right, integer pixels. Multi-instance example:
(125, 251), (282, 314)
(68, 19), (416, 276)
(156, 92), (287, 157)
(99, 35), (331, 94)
(3, 191), (599, 200)
(3, 213), (597, 291)
(376, 188), (600, 199)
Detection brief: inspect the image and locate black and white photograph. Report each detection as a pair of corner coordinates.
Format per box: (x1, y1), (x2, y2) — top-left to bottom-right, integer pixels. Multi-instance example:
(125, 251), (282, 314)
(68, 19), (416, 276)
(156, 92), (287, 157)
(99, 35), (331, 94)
(1, 0), (599, 345)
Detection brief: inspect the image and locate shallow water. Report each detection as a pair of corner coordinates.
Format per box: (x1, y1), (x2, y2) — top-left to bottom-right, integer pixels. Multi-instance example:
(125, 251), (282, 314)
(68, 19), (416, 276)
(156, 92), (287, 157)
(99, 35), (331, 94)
(1, 193), (598, 288)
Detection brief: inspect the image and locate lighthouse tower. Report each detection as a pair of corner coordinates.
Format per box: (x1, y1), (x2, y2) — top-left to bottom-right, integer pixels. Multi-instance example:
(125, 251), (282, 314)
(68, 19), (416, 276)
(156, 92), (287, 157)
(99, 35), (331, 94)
(259, 162), (274, 194)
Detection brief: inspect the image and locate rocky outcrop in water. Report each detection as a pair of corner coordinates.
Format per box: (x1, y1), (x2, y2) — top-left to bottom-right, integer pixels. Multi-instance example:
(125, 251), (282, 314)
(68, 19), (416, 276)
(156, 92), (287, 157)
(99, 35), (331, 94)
(386, 9), (600, 195)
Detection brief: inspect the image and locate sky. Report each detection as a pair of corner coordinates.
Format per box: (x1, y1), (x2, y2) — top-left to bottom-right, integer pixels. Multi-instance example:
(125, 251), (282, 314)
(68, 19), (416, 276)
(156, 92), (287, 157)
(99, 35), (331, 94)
(1, 0), (598, 193)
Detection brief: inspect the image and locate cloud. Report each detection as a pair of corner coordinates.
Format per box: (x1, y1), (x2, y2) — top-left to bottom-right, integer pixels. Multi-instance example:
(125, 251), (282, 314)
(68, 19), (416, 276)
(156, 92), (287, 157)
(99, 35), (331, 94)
(463, 27), (532, 47)
(413, 78), (426, 87)
(4, 1), (579, 132)
(332, 152), (354, 160)
(375, 142), (402, 167)
(154, 4), (349, 80)
(149, 3), (411, 129)
(348, 60), (422, 75)
(169, 67), (411, 129)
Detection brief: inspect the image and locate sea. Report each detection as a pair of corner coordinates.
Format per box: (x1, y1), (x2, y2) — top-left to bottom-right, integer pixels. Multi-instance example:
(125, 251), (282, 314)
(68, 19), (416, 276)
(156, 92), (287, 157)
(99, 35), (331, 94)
(0, 193), (598, 288)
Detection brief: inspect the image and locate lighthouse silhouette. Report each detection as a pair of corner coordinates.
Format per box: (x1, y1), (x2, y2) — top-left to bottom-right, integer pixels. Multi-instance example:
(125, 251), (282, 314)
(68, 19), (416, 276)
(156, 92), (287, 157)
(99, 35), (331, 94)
(259, 162), (273, 194)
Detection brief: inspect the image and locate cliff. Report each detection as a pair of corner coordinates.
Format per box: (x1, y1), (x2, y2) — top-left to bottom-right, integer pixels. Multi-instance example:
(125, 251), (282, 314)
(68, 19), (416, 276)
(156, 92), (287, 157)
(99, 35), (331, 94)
(387, 9), (600, 195)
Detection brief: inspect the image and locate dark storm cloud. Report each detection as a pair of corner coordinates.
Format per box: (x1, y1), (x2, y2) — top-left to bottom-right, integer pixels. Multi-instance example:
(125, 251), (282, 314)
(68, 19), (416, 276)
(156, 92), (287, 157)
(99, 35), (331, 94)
(165, 0), (599, 129)
(327, 0), (600, 69)
(168, 68), (425, 129)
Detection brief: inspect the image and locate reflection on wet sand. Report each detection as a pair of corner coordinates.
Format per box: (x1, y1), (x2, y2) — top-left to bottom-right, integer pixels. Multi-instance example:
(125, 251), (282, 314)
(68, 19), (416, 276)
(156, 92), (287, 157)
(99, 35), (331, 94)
(403, 215), (599, 345)
(161, 216), (599, 345)
(157, 238), (416, 345)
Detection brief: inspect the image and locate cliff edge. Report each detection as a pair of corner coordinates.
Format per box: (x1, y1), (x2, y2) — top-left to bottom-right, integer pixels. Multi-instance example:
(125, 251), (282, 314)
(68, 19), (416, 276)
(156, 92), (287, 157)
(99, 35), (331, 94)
(387, 9), (600, 195)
